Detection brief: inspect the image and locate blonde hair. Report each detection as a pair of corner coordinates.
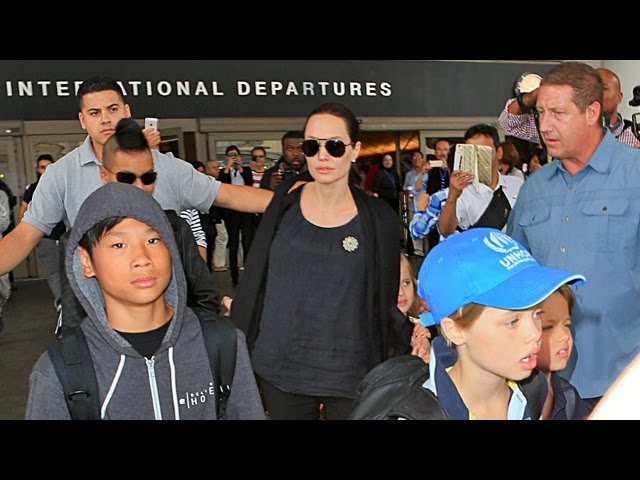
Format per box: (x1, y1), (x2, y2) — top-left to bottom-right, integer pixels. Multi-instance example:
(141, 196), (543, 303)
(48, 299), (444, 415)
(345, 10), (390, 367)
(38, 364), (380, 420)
(400, 254), (420, 317)
(441, 303), (485, 348)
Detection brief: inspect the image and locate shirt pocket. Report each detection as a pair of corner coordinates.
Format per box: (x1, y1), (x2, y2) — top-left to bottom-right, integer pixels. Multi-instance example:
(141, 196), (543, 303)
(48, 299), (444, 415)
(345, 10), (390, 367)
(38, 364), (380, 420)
(517, 205), (551, 259)
(582, 199), (629, 252)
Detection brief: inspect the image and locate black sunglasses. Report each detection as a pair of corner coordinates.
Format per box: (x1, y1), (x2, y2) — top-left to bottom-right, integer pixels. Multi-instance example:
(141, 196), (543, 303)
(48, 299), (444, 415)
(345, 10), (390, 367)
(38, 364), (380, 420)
(251, 155), (265, 161)
(103, 166), (157, 186)
(301, 139), (354, 158)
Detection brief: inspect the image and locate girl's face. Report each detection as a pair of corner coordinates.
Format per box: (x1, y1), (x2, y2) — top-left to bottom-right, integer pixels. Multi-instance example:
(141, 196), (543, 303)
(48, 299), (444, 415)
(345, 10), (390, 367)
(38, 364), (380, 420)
(530, 155), (542, 173)
(397, 259), (415, 315)
(537, 292), (573, 373)
(456, 305), (542, 382)
(382, 155), (393, 169)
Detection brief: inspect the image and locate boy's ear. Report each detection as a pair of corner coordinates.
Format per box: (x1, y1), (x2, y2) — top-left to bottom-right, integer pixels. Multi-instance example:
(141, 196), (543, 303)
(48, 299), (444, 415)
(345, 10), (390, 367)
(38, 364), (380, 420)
(99, 165), (109, 184)
(78, 246), (96, 278)
(440, 316), (466, 346)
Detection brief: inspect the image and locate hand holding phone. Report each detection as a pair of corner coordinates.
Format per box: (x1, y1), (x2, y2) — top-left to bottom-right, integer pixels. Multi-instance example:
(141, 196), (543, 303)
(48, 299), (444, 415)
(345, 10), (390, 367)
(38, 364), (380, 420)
(453, 144), (493, 185)
(144, 117), (159, 131)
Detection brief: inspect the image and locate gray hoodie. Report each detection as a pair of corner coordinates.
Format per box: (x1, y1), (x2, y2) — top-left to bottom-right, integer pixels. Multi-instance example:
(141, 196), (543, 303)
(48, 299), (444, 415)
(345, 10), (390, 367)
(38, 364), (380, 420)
(26, 183), (265, 420)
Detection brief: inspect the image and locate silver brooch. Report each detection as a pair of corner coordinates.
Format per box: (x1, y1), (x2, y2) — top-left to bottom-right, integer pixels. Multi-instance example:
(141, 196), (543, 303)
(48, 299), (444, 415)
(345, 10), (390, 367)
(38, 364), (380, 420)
(342, 236), (359, 252)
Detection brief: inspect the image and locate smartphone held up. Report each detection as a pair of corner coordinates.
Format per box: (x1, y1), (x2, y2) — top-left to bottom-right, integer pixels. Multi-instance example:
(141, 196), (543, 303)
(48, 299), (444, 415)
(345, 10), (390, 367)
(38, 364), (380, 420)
(144, 117), (159, 131)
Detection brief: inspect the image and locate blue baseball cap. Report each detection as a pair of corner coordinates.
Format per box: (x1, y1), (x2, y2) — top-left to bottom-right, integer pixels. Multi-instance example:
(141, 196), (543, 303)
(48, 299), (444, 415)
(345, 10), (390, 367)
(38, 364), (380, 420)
(417, 228), (585, 325)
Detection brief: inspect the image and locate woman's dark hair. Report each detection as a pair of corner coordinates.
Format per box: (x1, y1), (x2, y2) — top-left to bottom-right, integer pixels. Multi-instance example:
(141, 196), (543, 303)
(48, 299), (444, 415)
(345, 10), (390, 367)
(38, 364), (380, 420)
(78, 216), (127, 258)
(500, 142), (521, 173)
(303, 102), (360, 144)
(531, 147), (548, 166)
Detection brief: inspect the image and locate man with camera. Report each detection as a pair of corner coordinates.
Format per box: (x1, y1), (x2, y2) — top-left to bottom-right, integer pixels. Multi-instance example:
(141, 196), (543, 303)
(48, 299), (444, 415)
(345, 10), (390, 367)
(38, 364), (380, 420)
(219, 145), (255, 288)
(259, 131), (307, 191)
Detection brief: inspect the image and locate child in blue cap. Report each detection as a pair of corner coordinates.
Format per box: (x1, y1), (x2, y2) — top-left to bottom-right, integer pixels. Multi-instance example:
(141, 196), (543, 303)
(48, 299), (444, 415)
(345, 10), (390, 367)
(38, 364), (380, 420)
(417, 227), (585, 420)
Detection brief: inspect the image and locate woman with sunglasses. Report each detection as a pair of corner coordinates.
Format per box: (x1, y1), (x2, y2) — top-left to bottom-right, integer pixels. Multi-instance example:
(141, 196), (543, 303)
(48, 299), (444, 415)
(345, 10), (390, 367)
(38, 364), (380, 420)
(232, 102), (410, 420)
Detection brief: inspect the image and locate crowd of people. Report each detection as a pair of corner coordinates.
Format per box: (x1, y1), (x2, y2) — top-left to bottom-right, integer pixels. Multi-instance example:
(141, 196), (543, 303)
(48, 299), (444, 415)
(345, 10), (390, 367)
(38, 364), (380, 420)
(2, 61), (640, 420)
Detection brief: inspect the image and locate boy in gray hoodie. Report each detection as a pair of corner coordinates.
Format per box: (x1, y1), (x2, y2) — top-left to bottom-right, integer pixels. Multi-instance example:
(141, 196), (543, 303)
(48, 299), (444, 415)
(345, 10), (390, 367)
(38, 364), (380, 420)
(26, 182), (265, 419)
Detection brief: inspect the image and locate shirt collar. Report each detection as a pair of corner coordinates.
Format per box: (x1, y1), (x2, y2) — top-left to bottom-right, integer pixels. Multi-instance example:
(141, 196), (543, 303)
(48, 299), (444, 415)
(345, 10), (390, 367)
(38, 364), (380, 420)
(497, 173), (510, 188)
(79, 135), (102, 166)
(544, 129), (615, 178)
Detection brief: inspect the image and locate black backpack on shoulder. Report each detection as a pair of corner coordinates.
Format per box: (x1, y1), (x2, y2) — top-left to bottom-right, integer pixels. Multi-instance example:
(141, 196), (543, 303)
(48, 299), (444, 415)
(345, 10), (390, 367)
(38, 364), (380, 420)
(349, 355), (448, 420)
(349, 354), (545, 420)
(47, 315), (237, 420)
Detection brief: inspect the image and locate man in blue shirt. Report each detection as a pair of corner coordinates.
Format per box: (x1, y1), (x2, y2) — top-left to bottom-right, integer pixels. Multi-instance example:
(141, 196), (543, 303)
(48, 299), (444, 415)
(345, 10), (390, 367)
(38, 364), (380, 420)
(507, 62), (640, 411)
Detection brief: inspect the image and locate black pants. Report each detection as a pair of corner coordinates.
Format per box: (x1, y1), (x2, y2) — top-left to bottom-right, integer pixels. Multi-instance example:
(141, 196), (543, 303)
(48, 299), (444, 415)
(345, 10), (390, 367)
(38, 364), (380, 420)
(259, 377), (354, 420)
(225, 212), (254, 285)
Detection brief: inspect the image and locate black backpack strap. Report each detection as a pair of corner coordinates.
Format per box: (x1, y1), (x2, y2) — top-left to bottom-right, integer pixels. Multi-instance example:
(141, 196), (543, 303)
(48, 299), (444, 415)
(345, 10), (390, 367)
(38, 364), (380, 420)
(198, 316), (237, 420)
(467, 186), (512, 231)
(47, 326), (101, 420)
(520, 370), (546, 420)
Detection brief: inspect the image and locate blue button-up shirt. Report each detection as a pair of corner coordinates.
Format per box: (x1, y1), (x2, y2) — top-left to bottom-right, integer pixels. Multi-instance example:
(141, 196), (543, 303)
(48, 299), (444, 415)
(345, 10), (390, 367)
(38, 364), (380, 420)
(508, 131), (640, 398)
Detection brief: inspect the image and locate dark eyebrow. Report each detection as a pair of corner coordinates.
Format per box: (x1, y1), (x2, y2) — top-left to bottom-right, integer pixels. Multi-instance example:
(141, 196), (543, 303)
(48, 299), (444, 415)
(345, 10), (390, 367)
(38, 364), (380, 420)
(87, 103), (120, 113)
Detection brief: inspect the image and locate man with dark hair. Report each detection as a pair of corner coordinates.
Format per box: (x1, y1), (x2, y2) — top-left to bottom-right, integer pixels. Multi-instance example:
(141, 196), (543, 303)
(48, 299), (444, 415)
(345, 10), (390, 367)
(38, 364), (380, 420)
(409, 124), (523, 244)
(438, 124), (523, 238)
(219, 145), (254, 288)
(0, 76), (273, 278)
(507, 62), (640, 411)
(259, 130), (306, 191)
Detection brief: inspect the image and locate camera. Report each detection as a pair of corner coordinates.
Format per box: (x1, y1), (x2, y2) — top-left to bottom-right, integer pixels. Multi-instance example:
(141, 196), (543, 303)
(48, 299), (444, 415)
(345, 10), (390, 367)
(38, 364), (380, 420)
(280, 167), (297, 181)
(631, 85), (640, 142)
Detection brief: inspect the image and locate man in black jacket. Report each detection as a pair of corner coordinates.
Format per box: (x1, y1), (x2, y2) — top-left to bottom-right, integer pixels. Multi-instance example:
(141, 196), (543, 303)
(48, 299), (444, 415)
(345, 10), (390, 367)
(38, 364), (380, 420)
(259, 131), (307, 191)
(218, 145), (255, 288)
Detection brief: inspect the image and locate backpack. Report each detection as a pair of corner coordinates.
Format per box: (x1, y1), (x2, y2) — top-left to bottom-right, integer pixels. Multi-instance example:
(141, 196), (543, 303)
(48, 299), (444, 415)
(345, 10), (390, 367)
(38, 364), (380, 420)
(349, 354), (545, 420)
(47, 315), (237, 420)
(349, 355), (448, 420)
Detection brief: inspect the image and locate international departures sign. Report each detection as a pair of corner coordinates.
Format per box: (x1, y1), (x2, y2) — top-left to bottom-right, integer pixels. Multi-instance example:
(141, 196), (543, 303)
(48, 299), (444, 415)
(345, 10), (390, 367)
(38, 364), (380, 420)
(0, 60), (554, 121)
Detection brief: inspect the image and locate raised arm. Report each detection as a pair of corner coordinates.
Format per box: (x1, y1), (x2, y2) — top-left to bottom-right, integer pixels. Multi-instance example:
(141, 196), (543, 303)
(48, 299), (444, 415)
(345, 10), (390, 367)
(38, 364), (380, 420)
(498, 93), (542, 144)
(438, 170), (473, 238)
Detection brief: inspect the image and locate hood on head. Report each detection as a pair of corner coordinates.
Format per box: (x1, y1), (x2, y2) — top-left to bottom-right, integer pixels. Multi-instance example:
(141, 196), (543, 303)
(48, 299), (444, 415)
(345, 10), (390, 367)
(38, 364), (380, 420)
(65, 182), (186, 353)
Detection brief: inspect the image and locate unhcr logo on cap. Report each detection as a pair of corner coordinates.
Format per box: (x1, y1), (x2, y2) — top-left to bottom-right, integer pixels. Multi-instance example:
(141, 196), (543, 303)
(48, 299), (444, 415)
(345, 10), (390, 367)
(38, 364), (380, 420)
(482, 231), (520, 254)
